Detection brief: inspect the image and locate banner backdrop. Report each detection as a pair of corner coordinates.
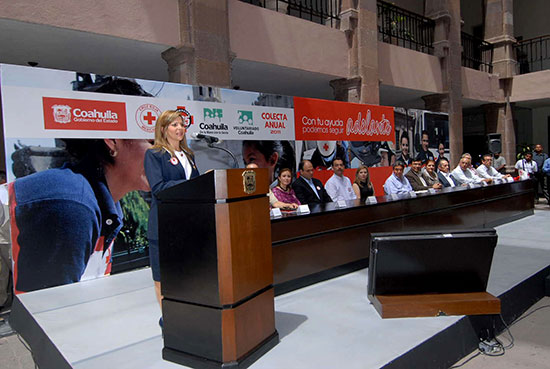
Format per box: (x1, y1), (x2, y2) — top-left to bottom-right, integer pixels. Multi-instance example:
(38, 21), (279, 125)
(0, 64), (448, 294)
(294, 97), (394, 141)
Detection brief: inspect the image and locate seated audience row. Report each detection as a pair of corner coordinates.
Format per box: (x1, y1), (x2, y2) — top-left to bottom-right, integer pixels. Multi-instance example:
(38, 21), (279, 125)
(270, 158), (365, 209)
(405, 158), (442, 191)
(384, 152), (514, 195)
(268, 152), (519, 210)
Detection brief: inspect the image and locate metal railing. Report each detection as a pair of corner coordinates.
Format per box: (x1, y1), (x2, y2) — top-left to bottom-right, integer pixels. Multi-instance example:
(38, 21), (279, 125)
(515, 35), (550, 74)
(461, 32), (494, 73)
(377, 0), (435, 55)
(240, 0), (341, 28)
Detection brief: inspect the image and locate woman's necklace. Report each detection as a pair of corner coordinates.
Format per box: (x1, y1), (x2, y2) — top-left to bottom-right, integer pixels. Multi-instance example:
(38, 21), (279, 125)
(278, 184), (289, 192)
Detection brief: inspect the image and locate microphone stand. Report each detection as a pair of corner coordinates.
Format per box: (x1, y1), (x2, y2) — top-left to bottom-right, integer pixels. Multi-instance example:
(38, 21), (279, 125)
(206, 140), (239, 169)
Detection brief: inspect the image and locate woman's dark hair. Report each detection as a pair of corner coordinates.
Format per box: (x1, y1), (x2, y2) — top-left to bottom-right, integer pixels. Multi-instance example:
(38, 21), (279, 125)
(277, 167), (293, 181)
(242, 140), (296, 177)
(62, 139), (114, 167)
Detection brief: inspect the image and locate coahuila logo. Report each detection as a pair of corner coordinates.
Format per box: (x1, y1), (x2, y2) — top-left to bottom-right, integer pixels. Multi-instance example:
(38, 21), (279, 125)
(234, 110), (259, 136)
(52, 105), (72, 123)
(238, 110), (253, 125)
(201, 108), (228, 131)
(43, 97), (127, 131)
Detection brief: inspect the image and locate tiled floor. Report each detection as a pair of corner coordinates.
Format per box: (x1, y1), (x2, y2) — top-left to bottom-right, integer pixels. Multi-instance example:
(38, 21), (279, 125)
(453, 296), (550, 369)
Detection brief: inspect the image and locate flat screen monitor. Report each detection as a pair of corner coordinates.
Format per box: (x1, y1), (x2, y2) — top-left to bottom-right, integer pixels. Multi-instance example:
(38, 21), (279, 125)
(368, 229), (498, 296)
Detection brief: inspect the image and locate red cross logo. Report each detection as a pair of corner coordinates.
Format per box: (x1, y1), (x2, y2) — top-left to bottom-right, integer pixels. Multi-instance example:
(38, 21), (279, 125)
(135, 103), (161, 133)
(323, 143), (329, 151)
(143, 111), (156, 126)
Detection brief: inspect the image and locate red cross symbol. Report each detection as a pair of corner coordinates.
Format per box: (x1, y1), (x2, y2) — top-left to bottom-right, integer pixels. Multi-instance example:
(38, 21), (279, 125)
(143, 111), (156, 126)
(323, 143), (329, 151)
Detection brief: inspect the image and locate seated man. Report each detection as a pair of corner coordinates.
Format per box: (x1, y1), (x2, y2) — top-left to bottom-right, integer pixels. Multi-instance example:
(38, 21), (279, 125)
(324, 157), (357, 201)
(292, 160), (333, 204)
(476, 154), (512, 183)
(437, 158), (458, 187)
(451, 156), (492, 185)
(383, 161), (413, 195)
(405, 157), (442, 190)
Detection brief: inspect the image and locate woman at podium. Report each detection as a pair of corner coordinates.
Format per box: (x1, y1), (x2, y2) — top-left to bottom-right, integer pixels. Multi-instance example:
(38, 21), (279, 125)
(144, 109), (200, 314)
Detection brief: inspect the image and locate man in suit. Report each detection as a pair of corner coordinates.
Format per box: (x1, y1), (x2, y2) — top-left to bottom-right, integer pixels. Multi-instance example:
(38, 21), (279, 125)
(405, 157), (442, 191)
(437, 158), (458, 187)
(292, 160), (333, 204)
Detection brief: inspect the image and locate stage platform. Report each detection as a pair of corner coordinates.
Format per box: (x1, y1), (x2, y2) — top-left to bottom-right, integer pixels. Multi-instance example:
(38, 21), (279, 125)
(10, 209), (550, 369)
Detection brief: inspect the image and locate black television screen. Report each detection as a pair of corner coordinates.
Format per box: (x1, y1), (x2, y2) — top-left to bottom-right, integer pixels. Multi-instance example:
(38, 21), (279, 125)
(368, 229), (498, 296)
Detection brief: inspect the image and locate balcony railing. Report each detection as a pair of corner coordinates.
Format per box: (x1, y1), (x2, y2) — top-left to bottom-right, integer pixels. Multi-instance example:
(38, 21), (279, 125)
(461, 32), (494, 73)
(240, 0), (341, 28)
(515, 35), (550, 74)
(377, 0), (435, 55)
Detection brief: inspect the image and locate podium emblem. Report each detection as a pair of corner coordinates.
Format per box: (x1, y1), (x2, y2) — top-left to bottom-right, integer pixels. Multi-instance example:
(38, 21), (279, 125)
(242, 170), (256, 194)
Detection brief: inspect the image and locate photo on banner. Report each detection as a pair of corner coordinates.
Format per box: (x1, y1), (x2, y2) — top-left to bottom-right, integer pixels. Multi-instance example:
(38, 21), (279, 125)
(7, 137), (151, 293)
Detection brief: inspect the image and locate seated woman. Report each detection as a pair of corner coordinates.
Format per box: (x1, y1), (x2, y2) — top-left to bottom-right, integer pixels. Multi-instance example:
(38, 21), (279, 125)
(269, 168), (300, 210)
(352, 165), (375, 201)
(423, 159), (442, 188)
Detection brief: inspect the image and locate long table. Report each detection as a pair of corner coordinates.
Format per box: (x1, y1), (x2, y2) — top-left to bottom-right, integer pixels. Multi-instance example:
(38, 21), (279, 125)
(271, 180), (535, 294)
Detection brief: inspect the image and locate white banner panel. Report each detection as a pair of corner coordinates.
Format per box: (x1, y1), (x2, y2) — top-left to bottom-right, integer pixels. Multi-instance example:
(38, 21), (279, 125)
(1, 64), (294, 140)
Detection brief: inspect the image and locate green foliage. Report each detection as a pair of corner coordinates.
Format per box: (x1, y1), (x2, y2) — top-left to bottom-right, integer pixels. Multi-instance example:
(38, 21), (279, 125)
(516, 143), (534, 160)
(380, 3), (416, 42)
(114, 191), (150, 252)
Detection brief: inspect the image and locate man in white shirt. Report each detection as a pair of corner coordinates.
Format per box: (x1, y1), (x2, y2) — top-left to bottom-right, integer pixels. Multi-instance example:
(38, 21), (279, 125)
(477, 154), (511, 183)
(325, 158), (357, 201)
(451, 156), (492, 185)
(384, 161), (413, 194)
(515, 152), (537, 178)
(437, 158), (458, 187)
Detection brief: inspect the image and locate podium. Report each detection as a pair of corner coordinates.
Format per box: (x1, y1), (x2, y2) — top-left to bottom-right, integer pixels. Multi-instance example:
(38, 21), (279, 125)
(157, 168), (279, 368)
(367, 229), (501, 319)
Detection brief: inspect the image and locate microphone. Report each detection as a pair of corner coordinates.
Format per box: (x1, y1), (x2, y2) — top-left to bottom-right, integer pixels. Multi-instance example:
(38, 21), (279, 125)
(191, 132), (220, 144)
(191, 132), (238, 168)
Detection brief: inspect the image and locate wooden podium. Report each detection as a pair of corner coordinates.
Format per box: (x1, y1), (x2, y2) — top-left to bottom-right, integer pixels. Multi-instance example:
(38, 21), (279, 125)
(367, 230), (501, 319)
(157, 168), (279, 368)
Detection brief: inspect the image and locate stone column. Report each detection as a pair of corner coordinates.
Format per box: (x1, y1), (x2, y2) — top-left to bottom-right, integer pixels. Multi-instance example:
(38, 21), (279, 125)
(484, 0), (516, 78)
(331, 0), (379, 104)
(484, 0), (516, 167)
(425, 0), (463, 166)
(162, 0), (232, 87)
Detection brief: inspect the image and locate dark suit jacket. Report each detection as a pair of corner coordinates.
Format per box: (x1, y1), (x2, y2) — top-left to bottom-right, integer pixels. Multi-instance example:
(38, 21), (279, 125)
(437, 171), (456, 187)
(292, 176), (333, 204)
(144, 148), (200, 240)
(405, 170), (430, 191)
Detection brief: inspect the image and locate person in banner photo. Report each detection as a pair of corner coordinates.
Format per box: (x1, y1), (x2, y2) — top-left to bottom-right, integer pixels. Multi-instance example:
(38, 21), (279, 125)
(9, 138), (152, 293)
(144, 109), (200, 313)
(242, 140), (296, 185)
(349, 141), (395, 168)
(396, 132), (412, 166)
